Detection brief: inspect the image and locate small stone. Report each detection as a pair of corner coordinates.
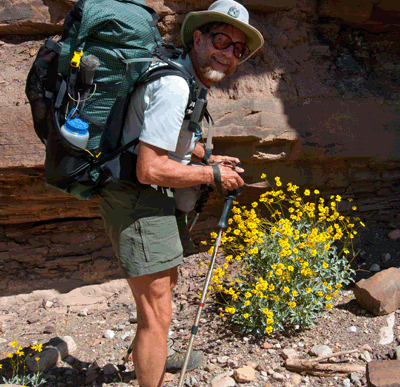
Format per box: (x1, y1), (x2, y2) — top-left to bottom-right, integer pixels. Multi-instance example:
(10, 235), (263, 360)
(217, 356), (229, 364)
(27, 316), (40, 324)
(205, 364), (219, 372)
(226, 359), (238, 368)
(128, 312), (138, 323)
(310, 345), (333, 357)
(263, 341), (273, 349)
(388, 230), (400, 240)
(361, 343), (373, 353)
(187, 376), (199, 385)
(85, 372), (99, 384)
(291, 373), (302, 385)
(245, 361), (257, 369)
(121, 331), (133, 341)
(381, 253), (391, 263)
(360, 350), (372, 363)
(255, 364), (265, 372)
(86, 361), (100, 374)
(369, 263), (381, 272)
(395, 346), (400, 360)
(43, 325), (56, 334)
(44, 300), (54, 308)
(347, 326), (357, 333)
(233, 366), (255, 383)
(113, 324), (125, 331)
(343, 378), (351, 387)
(104, 330), (115, 339)
(379, 313), (396, 345)
(272, 372), (285, 381)
(210, 372), (236, 387)
(78, 309), (88, 317)
(350, 372), (360, 383)
(282, 348), (298, 360)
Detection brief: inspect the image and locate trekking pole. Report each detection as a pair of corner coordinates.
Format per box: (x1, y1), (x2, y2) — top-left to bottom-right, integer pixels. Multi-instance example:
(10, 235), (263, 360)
(187, 87), (214, 232)
(177, 165), (242, 387)
(188, 185), (214, 232)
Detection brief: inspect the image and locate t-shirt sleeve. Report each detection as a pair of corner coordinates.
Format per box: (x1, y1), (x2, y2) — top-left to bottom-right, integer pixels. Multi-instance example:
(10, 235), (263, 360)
(139, 75), (190, 152)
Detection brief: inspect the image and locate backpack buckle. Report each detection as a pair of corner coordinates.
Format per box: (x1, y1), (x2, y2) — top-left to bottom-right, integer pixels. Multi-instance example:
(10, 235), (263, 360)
(70, 50), (83, 68)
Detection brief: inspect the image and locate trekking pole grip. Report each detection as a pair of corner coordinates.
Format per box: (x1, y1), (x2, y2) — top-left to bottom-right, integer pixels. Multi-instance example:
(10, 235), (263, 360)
(217, 162), (243, 228)
(218, 195), (235, 228)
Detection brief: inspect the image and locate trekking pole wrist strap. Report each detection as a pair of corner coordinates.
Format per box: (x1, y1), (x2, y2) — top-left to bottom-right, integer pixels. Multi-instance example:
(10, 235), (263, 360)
(211, 164), (224, 197)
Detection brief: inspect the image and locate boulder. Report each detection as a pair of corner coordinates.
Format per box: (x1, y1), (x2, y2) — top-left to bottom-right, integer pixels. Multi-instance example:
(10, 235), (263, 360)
(366, 360), (400, 387)
(353, 268), (400, 316)
(0, 0), (71, 35)
(26, 336), (77, 372)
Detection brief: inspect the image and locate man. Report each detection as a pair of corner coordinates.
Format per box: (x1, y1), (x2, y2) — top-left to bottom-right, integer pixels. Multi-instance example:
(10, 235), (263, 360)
(99, 1), (264, 386)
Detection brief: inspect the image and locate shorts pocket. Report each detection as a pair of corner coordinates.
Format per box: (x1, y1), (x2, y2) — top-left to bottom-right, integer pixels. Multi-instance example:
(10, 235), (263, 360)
(138, 215), (183, 263)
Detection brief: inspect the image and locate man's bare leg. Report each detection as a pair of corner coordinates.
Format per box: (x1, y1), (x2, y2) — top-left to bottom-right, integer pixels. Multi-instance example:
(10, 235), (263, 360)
(126, 267), (178, 387)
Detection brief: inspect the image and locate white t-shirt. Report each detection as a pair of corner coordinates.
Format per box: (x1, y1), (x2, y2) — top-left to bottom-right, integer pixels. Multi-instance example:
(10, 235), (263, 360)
(122, 54), (205, 165)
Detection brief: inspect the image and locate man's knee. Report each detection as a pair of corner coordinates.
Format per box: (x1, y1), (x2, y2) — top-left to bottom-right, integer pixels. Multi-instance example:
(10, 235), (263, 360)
(128, 271), (175, 333)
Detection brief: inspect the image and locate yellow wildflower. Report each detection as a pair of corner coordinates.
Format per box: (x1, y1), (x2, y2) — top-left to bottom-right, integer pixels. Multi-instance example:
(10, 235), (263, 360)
(265, 326), (273, 334)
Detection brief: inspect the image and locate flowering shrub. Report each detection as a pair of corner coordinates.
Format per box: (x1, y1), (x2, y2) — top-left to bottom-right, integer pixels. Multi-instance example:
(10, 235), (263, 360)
(1, 341), (46, 386)
(200, 176), (363, 337)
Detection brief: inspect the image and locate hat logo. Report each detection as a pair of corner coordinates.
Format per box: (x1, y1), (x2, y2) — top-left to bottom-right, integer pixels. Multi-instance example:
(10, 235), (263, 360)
(227, 6), (240, 18)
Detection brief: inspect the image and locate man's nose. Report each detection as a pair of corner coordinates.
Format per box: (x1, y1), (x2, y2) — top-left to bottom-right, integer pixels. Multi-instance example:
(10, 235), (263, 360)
(222, 44), (235, 58)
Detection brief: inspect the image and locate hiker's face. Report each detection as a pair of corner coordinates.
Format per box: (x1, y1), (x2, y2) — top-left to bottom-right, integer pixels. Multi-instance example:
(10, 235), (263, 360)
(191, 24), (246, 87)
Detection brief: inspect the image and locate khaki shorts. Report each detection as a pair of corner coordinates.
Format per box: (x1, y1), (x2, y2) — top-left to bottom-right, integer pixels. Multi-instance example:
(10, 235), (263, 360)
(99, 179), (185, 278)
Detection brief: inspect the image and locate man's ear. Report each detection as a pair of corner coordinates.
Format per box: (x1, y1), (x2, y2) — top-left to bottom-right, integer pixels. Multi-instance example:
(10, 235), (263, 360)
(192, 30), (203, 50)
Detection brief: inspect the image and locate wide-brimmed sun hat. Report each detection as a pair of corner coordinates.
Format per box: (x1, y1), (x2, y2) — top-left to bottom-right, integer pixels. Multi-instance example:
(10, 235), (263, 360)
(181, 0), (264, 63)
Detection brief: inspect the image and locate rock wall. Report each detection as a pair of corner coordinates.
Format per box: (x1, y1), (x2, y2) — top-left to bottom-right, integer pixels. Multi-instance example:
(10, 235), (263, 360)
(0, 0), (400, 294)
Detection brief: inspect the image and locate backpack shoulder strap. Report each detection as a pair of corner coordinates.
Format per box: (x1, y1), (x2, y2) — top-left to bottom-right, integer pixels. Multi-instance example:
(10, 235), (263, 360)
(139, 58), (198, 112)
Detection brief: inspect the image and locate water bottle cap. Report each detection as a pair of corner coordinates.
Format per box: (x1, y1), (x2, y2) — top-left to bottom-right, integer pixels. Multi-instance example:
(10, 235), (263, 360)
(64, 117), (89, 135)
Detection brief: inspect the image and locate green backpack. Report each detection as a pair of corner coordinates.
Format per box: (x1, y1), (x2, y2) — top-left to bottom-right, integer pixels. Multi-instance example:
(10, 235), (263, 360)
(26, 0), (198, 200)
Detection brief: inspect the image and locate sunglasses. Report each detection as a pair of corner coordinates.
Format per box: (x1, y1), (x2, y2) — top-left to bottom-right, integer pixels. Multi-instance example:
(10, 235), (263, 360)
(206, 32), (250, 60)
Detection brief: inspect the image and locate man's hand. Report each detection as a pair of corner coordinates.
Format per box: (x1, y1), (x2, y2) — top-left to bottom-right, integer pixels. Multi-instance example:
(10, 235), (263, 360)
(217, 162), (244, 193)
(209, 155), (240, 165)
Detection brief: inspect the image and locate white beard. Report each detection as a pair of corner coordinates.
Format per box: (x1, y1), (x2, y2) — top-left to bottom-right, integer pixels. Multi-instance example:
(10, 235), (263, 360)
(203, 68), (226, 83)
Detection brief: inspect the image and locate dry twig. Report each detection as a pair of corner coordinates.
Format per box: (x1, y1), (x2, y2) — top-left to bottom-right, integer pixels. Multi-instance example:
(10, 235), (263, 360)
(285, 349), (366, 377)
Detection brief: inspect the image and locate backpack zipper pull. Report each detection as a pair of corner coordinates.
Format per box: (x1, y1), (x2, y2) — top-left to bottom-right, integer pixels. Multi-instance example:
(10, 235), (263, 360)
(134, 221), (140, 234)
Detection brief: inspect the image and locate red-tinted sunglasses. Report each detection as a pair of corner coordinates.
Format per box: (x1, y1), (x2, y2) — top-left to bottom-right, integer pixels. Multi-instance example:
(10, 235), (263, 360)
(206, 32), (250, 60)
